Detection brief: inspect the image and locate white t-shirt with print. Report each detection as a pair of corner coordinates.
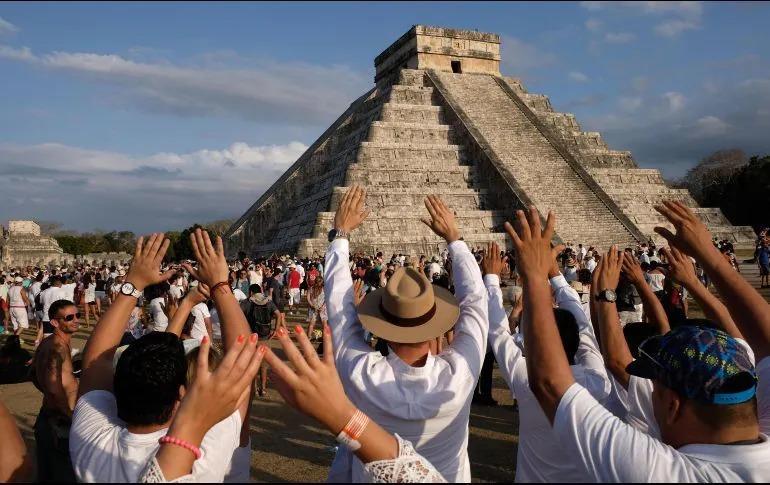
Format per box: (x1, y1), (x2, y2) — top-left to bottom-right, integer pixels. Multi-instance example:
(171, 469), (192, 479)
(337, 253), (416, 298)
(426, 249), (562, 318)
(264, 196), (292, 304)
(553, 356), (770, 482)
(190, 302), (210, 340)
(69, 391), (241, 483)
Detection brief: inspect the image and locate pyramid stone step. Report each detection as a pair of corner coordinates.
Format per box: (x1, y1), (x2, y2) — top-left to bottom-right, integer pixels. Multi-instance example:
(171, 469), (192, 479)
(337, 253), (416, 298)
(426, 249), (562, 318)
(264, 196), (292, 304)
(297, 232), (509, 259)
(367, 121), (453, 144)
(380, 103), (443, 124)
(397, 69), (428, 87)
(330, 186), (487, 210)
(347, 165), (474, 188)
(387, 85), (436, 105)
(349, 159), (472, 171)
(356, 142), (467, 164)
(314, 212), (504, 235)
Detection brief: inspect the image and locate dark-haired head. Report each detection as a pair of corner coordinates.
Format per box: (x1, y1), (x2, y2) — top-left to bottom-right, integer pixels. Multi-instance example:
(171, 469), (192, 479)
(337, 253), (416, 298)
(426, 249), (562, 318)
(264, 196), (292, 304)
(249, 284), (262, 296)
(114, 332), (186, 426)
(623, 322), (658, 359)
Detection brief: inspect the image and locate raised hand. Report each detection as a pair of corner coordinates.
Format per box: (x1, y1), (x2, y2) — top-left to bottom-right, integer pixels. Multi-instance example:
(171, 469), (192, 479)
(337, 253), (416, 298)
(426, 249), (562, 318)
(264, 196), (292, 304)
(352, 278), (365, 307)
(181, 262), (201, 282)
(503, 206), (556, 282)
(173, 335), (264, 438)
(334, 185), (370, 233)
(185, 283), (210, 306)
(482, 242), (503, 277)
(548, 243), (567, 278)
(264, 325), (356, 435)
(621, 252), (646, 287)
(596, 245), (622, 291)
(661, 247), (698, 287)
(126, 233), (176, 291)
(190, 229), (229, 288)
(654, 200), (714, 259)
(421, 195), (461, 243)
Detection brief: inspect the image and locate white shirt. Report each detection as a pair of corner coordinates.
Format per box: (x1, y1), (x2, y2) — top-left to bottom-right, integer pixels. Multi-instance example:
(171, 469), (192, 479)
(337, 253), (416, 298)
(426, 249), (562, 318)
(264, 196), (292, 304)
(325, 239), (488, 483)
(191, 302), (210, 340)
(40, 286), (66, 322)
(69, 391), (241, 483)
(426, 262), (442, 280)
(486, 273), (611, 482)
(585, 258), (597, 273)
(553, 356), (770, 482)
(232, 288), (247, 302)
(62, 283), (77, 303)
(647, 272), (666, 292)
(148, 297), (169, 332)
(168, 284), (183, 301)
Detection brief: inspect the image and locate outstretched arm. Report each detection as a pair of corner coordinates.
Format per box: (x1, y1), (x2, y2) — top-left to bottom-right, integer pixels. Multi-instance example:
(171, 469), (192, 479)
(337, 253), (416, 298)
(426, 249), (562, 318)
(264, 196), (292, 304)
(0, 400), (32, 482)
(506, 207), (575, 422)
(326, 186), (372, 366)
(79, 234), (175, 398)
(621, 253), (669, 335)
(165, 285), (209, 337)
(594, 247), (635, 389)
(423, 195), (488, 378)
(661, 246), (742, 339)
(655, 200), (770, 359)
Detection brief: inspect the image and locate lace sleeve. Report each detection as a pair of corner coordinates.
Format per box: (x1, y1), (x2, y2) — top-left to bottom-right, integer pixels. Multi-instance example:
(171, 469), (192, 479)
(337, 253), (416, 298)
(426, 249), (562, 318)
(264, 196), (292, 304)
(138, 456), (196, 483)
(362, 434), (447, 483)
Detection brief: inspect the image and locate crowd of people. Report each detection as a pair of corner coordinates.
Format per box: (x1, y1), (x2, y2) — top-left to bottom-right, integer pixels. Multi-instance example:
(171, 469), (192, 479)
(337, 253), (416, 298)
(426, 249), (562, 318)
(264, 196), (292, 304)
(1, 186), (770, 482)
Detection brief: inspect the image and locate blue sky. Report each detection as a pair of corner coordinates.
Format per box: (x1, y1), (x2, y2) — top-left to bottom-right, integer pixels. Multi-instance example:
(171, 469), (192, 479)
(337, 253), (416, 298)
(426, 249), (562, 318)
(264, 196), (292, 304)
(1, 1), (769, 233)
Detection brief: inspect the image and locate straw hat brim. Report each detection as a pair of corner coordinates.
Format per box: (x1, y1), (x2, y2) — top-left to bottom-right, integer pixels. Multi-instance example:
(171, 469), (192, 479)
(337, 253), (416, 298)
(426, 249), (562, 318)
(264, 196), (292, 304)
(357, 285), (460, 344)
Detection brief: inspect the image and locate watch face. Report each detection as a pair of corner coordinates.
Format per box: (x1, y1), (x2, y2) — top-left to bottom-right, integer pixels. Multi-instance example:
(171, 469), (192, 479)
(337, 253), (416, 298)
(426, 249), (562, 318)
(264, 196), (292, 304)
(121, 283), (135, 295)
(604, 289), (617, 302)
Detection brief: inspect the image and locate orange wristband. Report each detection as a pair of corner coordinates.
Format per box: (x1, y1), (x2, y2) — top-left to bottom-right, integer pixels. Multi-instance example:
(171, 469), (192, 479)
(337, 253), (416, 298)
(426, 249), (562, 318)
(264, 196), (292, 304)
(210, 281), (231, 295)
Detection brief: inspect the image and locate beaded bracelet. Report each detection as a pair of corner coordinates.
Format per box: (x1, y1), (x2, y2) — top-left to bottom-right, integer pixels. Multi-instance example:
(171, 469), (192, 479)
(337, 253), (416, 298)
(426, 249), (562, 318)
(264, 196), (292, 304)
(158, 436), (202, 460)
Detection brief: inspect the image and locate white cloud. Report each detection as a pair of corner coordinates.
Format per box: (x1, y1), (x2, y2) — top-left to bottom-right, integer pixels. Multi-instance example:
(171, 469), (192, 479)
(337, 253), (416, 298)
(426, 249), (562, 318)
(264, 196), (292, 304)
(691, 115), (729, 137)
(568, 71), (590, 83)
(618, 96), (643, 112)
(585, 18), (603, 32)
(0, 140), (309, 232)
(604, 32), (636, 44)
(500, 35), (558, 74)
(0, 45), (33, 61)
(0, 44), (370, 125)
(0, 16), (19, 36)
(663, 91), (686, 113)
(654, 19), (698, 37)
(580, 1), (703, 38)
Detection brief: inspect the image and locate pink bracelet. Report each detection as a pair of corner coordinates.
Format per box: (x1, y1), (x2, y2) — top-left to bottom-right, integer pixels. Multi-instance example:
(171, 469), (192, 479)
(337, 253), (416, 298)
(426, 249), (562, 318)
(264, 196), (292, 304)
(158, 435), (202, 460)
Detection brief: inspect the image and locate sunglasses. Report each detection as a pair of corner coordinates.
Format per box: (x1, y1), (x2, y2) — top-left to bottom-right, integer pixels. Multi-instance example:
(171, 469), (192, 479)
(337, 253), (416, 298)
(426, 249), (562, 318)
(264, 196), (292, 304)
(60, 312), (82, 322)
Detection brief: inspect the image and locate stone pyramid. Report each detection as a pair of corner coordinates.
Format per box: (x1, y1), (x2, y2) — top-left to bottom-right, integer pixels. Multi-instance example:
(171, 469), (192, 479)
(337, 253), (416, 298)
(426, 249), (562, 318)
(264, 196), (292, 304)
(225, 25), (755, 258)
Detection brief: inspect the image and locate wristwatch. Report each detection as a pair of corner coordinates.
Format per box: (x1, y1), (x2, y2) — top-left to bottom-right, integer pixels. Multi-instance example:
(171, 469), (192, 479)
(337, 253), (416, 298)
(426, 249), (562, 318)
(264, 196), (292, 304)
(120, 282), (143, 299)
(596, 288), (617, 303)
(328, 228), (348, 242)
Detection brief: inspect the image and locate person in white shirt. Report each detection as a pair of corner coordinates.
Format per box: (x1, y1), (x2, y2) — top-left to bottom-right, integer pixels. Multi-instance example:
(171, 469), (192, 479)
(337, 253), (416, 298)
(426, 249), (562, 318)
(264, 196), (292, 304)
(189, 287), (212, 341)
(70, 231), (257, 483)
(61, 275), (77, 306)
(7, 277), (30, 335)
(39, 276), (66, 336)
(485, 241), (611, 482)
(325, 187), (488, 482)
(510, 201), (770, 482)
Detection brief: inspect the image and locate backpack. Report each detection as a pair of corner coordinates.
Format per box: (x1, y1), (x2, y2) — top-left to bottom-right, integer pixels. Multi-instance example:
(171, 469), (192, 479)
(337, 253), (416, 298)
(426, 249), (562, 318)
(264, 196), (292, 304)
(245, 302), (274, 338)
(35, 289), (46, 312)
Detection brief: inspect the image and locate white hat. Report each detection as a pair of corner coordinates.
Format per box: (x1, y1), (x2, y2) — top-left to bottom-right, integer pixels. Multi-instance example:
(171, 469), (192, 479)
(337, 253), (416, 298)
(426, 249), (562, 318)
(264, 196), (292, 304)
(189, 280), (199, 288)
(118, 270), (126, 277)
(14, 276), (23, 283)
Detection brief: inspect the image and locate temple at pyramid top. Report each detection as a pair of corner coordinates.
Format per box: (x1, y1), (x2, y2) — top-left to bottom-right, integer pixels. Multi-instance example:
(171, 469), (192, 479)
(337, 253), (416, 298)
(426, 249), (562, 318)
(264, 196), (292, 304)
(374, 25), (501, 83)
(225, 25), (755, 258)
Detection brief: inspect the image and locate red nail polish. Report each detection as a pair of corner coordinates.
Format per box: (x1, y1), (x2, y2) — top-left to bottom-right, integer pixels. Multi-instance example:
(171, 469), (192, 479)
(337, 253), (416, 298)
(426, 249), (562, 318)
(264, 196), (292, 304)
(202, 336), (209, 344)
(250, 333), (258, 343)
(237, 334), (245, 344)
(294, 325), (303, 334)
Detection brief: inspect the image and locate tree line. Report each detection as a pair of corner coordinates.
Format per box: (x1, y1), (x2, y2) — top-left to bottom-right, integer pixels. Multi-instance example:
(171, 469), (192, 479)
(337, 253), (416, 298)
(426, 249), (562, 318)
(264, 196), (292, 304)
(46, 219), (233, 260)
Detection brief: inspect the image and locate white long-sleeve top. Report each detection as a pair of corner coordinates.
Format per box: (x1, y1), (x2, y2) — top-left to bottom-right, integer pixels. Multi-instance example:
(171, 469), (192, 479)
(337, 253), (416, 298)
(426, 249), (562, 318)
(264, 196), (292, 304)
(486, 273), (611, 483)
(325, 239), (488, 483)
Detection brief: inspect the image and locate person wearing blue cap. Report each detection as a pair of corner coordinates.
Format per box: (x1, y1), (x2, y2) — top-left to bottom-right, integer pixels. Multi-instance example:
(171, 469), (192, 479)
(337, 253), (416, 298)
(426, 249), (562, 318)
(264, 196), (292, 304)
(506, 201), (770, 482)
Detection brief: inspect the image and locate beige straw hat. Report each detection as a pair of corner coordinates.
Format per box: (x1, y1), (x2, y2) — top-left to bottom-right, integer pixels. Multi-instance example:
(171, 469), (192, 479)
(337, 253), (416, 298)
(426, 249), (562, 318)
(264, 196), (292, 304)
(357, 267), (459, 344)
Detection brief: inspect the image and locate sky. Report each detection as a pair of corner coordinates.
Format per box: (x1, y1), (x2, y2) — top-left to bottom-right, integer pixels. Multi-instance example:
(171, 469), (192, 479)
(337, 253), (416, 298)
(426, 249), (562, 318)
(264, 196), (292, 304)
(1, 1), (769, 234)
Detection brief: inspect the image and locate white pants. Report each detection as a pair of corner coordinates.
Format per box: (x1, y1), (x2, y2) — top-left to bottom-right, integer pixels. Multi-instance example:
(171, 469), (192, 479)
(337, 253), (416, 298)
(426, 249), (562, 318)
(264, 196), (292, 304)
(288, 288), (301, 305)
(10, 308), (29, 330)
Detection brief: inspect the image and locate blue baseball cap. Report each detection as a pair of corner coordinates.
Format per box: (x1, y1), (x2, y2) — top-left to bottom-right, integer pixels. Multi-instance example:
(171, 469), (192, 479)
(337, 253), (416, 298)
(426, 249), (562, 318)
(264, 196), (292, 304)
(626, 325), (757, 405)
